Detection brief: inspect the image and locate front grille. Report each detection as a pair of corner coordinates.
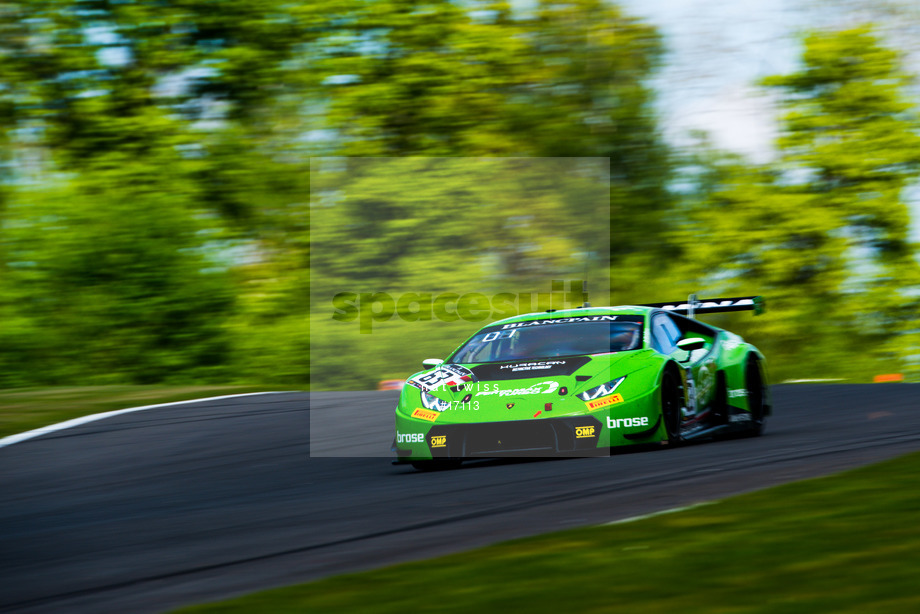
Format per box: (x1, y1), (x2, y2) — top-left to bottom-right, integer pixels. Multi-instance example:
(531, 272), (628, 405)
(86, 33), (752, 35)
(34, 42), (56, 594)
(426, 416), (602, 458)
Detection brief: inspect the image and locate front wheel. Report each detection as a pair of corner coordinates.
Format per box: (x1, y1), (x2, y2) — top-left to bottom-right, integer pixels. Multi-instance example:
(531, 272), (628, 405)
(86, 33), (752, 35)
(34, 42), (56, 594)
(661, 370), (683, 444)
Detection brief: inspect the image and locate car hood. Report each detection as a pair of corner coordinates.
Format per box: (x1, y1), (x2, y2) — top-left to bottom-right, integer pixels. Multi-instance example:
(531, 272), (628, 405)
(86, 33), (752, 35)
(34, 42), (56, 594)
(406, 349), (657, 423)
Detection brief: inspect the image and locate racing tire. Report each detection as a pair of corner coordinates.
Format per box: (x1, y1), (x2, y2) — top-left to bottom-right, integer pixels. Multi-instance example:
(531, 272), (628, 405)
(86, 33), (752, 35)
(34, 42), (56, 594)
(411, 460), (463, 472)
(661, 368), (683, 445)
(744, 356), (767, 437)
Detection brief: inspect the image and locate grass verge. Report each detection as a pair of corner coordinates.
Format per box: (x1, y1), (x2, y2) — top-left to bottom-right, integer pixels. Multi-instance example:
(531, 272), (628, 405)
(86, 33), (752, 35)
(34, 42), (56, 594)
(175, 450), (920, 613)
(0, 385), (299, 440)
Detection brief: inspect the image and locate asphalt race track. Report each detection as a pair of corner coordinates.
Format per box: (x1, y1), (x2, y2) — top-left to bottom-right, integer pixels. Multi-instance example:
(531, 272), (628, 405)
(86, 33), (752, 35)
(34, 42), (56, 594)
(2, 385), (920, 613)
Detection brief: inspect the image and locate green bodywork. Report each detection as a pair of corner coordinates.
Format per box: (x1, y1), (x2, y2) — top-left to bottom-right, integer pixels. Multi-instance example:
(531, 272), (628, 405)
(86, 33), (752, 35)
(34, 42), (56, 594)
(393, 306), (768, 463)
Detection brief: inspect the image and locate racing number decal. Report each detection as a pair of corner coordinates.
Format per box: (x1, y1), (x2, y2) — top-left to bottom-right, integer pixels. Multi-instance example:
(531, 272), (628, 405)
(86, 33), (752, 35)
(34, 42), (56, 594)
(409, 364), (474, 391)
(482, 329), (517, 343)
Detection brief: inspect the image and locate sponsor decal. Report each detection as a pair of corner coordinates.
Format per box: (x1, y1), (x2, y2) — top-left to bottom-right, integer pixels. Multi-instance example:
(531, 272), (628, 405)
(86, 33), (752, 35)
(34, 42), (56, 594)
(430, 435), (447, 448)
(656, 298), (755, 312)
(684, 369), (697, 417)
(411, 408), (439, 422)
(606, 416), (650, 429)
(477, 380), (560, 397)
(453, 382), (499, 393)
(499, 360), (566, 372)
(728, 389), (748, 399)
(396, 431), (425, 444)
(586, 394), (624, 410)
(695, 360), (716, 404)
(729, 413), (752, 423)
(501, 315), (619, 329)
(472, 356), (591, 381)
(575, 425), (596, 438)
(408, 364), (474, 392)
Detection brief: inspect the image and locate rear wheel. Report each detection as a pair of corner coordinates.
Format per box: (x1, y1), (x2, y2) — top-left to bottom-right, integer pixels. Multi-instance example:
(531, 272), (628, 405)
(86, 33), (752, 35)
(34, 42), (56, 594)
(745, 357), (766, 436)
(661, 369), (683, 444)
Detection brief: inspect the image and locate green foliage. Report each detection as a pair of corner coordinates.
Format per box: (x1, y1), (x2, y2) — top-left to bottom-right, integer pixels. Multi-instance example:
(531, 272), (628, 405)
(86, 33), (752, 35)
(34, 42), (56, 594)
(671, 27), (920, 381)
(0, 0), (314, 387)
(0, 168), (236, 386)
(309, 157), (610, 389)
(0, 0), (671, 389)
(303, 2), (673, 388)
(0, 0), (313, 135)
(318, 0), (671, 256)
(762, 27), (920, 378)
(2, 2), (919, 390)
(311, 158), (607, 286)
(763, 27), (920, 258)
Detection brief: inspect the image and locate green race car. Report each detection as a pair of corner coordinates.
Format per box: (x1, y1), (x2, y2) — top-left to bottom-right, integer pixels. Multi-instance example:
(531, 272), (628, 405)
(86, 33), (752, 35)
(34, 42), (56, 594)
(393, 296), (770, 470)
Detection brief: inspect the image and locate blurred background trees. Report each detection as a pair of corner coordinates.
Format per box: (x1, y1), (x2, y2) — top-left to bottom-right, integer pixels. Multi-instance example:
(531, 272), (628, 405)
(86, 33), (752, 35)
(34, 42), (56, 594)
(0, 1), (918, 388)
(671, 26), (920, 381)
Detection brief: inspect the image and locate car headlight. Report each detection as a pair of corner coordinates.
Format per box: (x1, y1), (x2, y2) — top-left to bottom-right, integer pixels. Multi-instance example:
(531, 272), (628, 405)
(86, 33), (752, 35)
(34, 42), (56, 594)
(421, 391), (451, 412)
(577, 376), (626, 401)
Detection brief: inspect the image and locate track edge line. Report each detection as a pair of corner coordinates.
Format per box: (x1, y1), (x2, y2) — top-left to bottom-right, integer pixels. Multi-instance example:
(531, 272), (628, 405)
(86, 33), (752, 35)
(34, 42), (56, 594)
(0, 391), (299, 449)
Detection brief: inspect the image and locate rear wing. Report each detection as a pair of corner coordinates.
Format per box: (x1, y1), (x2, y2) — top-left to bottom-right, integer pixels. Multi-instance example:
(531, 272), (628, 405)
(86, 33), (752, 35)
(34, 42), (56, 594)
(641, 294), (765, 319)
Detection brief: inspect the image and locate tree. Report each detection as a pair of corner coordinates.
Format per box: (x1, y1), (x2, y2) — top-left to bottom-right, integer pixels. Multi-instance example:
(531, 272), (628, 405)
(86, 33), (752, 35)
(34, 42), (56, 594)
(0, 167), (236, 386)
(673, 26), (920, 380)
(765, 26), (920, 377)
(319, 0), (671, 264)
(0, 1), (678, 388)
(0, 1), (296, 384)
(307, 157), (611, 389)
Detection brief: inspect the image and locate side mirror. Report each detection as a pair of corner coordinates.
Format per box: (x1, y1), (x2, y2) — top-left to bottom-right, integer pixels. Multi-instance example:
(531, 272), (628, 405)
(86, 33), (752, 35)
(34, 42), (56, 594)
(422, 358), (443, 368)
(677, 337), (706, 352)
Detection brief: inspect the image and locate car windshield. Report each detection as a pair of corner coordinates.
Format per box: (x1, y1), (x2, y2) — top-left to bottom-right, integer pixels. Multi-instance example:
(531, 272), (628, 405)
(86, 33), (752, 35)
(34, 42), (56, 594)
(449, 317), (643, 364)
